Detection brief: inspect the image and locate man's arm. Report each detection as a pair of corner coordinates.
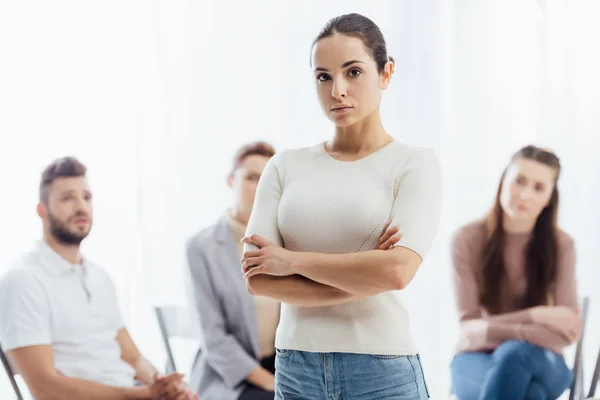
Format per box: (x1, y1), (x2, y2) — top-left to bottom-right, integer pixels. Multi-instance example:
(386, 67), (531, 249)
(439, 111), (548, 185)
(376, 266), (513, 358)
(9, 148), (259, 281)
(7, 345), (154, 400)
(117, 329), (197, 400)
(116, 328), (159, 385)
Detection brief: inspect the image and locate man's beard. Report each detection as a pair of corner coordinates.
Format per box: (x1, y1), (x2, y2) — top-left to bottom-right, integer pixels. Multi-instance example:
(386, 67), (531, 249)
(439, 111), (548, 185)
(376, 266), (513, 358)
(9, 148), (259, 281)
(48, 211), (91, 245)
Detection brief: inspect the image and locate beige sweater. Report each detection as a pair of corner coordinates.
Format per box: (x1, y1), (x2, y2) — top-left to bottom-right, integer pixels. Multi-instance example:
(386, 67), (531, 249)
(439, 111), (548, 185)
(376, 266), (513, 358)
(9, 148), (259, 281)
(226, 212), (280, 359)
(452, 220), (578, 353)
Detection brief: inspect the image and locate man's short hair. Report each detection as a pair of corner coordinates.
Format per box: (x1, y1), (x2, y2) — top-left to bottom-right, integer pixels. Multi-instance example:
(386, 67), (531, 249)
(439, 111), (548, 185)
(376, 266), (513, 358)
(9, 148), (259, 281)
(40, 157), (87, 203)
(230, 141), (276, 175)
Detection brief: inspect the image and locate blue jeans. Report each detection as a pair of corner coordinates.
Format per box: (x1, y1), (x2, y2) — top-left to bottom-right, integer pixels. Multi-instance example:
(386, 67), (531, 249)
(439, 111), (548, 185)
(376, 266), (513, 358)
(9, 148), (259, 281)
(274, 349), (430, 399)
(450, 340), (573, 400)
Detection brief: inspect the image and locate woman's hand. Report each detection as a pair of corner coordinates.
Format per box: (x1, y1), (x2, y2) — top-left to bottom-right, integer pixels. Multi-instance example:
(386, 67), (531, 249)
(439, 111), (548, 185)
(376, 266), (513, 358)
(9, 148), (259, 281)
(377, 221), (401, 250)
(456, 319), (490, 353)
(530, 305), (581, 342)
(241, 221), (400, 279)
(241, 234), (298, 278)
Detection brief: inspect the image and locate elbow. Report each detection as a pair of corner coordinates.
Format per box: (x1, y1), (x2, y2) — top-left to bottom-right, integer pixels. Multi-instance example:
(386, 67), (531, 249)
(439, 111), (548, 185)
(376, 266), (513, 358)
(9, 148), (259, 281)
(390, 271), (409, 290)
(389, 264), (416, 291)
(245, 278), (256, 295)
(245, 276), (262, 296)
(387, 250), (421, 291)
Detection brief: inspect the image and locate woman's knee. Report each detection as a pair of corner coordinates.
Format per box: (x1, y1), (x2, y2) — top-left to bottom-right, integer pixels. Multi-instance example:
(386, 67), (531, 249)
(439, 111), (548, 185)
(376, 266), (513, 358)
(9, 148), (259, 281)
(493, 340), (543, 362)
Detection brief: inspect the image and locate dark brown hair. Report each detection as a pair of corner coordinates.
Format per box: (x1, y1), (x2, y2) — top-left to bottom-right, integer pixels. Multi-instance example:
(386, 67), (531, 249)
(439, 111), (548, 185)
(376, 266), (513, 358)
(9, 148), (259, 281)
(40, 156), (87, 203)
(230, 142), (275, 175)
(313, 13), (394, 73)
(480, 145), (562, 314)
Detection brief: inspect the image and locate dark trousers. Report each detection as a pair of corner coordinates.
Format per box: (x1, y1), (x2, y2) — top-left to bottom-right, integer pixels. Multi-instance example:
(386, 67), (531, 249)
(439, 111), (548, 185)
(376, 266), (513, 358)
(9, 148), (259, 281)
(237, 355), (276, 400)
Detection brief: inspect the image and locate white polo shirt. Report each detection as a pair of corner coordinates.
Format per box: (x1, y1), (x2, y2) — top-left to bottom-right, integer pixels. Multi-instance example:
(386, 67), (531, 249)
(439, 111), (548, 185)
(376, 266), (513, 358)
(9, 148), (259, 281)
(0, 241), (136, 387)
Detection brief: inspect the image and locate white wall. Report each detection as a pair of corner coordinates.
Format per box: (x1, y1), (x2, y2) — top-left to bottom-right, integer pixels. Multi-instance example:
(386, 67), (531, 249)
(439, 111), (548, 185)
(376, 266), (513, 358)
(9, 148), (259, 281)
(1, 0), (599, 398)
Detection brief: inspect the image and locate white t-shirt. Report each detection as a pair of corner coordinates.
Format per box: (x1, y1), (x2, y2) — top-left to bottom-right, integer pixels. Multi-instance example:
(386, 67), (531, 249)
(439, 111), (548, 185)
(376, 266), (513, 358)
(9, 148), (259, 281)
(244, 140), (442, 355)
(0, 241), (136, 387)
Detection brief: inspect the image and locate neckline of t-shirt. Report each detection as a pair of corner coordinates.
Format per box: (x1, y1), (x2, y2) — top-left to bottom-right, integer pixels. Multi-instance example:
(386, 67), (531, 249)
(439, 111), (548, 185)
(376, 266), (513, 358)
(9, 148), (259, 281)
(317, 139), (398, 164)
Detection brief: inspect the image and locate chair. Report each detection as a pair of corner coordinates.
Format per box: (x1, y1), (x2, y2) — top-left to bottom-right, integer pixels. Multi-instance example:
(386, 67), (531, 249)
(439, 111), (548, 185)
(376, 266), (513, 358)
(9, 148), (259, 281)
(587, 330), (600, 399)
(154, 306), (203, 373)
(0, 343), (24, 400)
(569, 296), (590, 400)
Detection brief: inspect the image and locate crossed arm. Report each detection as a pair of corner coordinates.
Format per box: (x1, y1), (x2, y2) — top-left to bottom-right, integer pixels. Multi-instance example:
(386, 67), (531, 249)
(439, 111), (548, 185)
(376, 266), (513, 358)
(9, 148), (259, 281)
(241, 229), (424, 306)
(240, 150), (441, 307)
(452, 229), (581, 353)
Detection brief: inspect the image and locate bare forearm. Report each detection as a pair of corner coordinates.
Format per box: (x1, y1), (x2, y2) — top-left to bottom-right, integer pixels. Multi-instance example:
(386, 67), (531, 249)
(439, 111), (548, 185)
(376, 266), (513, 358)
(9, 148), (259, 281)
(117, 329), (158, 386)
(519, 323), (572, 352)
(246, 366), (275, 391)
(462, 320), (571, 353)
(292, 250), (405, 296)
(36, 375), (150, 400)
(485, 308), (534, 324)
(132, 356), (159, 385)
(247, 274), (363, 306)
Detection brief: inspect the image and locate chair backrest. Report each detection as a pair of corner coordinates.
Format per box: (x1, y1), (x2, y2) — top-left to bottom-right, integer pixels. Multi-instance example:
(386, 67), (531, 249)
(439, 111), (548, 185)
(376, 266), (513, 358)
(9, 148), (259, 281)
(0, 343), (24, 400)
(154, 306), (203, 373)
(588, 317), (600, 398)
(569, 296), (590, 400)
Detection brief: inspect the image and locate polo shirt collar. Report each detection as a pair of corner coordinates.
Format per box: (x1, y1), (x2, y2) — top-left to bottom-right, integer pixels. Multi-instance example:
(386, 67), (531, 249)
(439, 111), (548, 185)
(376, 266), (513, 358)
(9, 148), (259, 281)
(36, 240), (89, 277)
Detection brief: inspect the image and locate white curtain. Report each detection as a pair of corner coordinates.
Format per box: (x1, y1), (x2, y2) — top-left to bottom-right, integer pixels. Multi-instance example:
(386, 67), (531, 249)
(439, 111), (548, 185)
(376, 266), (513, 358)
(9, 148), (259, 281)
(1, 1), (599, 398)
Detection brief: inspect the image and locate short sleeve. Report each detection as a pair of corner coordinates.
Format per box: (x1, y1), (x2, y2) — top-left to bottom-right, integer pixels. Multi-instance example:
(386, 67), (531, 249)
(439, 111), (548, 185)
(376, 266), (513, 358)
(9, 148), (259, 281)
(244, 153), (285, 252)
(0, 270), (52, 351)
(390, 149), (442, 259)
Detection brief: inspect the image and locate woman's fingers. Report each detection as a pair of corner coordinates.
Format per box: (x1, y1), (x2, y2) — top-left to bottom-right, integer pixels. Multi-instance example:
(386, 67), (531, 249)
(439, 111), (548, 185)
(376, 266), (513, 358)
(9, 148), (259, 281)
(380, 234), (401, 250)
(382, 220), (391, 232)
(244, 265), (266, 279)
(241, 250), (261, 263)
(378, 226), (399, 243)
(242, 257), (262, 273)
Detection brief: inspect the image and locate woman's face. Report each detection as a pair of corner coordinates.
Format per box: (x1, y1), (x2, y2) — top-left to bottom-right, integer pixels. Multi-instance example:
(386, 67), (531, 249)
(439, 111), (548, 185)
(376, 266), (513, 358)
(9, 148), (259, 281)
(500, 157), (557, 223)
(311, 33), (392, 127)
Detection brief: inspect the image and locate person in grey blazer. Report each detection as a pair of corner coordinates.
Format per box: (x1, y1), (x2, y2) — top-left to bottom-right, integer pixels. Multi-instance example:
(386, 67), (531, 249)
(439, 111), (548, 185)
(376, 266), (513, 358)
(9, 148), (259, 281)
(186, 142), (279, 400)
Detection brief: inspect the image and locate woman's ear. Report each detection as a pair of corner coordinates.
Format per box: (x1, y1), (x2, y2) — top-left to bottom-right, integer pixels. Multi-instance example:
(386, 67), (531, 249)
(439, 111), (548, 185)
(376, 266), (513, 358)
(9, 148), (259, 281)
(380, 59), (394, 90)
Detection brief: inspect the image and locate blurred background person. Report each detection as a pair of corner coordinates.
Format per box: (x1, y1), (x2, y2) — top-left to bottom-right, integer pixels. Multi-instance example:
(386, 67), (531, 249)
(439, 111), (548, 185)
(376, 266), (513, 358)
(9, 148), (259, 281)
(0, 157), (196, 400)
(186, 142), (279, 400)
(450, 145), (580, 400)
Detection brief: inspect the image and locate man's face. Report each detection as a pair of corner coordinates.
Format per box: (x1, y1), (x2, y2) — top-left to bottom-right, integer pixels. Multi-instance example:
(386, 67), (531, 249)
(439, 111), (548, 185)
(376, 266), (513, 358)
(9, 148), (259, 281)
(40, 176), (93, 245)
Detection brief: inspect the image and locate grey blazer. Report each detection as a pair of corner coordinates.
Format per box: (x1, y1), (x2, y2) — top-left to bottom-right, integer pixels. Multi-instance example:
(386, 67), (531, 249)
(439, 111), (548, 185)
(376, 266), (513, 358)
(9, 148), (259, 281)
(186, 217), (261, 400)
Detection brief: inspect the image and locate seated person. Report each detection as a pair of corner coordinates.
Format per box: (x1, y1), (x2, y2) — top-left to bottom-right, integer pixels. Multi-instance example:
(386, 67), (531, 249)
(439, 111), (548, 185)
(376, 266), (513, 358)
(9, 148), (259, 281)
(450, 145), (581, 400)
(0, 157), (198, 400)
(186, 142), (279, 400)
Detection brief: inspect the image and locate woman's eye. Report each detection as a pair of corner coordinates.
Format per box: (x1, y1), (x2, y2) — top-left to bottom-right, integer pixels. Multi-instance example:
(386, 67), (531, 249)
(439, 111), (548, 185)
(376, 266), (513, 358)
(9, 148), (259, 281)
(349, 68), (361, 77)
(317, 73), (330, 82)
